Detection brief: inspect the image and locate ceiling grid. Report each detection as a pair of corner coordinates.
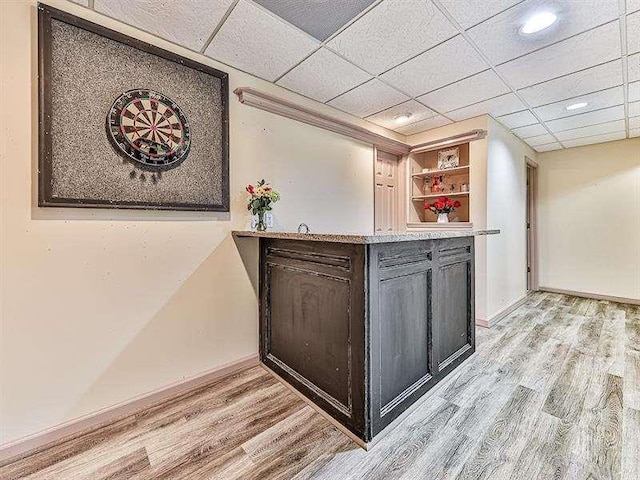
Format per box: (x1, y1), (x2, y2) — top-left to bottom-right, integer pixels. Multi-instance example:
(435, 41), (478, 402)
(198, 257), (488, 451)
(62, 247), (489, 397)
(86, 0), (639, 150)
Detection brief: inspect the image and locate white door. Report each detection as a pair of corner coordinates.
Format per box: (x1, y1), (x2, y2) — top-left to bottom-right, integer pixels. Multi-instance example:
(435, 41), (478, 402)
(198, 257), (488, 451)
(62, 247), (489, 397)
(375, 150), (399, 233)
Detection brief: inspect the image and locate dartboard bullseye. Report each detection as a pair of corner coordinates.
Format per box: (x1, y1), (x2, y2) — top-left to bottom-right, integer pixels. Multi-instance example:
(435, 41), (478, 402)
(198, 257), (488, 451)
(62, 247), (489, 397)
(107, 89), (191, 170)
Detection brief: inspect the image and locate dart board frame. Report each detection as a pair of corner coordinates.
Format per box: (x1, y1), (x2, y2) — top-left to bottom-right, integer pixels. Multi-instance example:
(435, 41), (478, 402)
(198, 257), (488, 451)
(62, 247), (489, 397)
(37, 4), (229, 212)
(107, 89), (192, 171)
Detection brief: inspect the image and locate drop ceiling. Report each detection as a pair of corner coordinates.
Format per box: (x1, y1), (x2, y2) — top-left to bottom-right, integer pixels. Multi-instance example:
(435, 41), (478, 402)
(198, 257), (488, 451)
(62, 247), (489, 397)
(82, 0), (640, 151)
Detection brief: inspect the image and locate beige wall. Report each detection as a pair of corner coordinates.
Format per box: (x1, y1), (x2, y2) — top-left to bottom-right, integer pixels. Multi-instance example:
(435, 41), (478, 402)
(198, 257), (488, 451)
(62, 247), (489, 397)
(486, 117), (536, 318)
(0, 0), (380, 445)
(538, 138), (640, 300)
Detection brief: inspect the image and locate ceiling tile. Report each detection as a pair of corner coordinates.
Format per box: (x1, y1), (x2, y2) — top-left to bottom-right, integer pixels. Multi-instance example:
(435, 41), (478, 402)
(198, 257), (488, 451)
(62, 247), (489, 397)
(630, 82), (640, 102)
(533, 86), (625, 121)
(630, 117), (640, 129)
(630, 128), (640, 137)
(630, 54), (640, 82)
(365, 100), (437, 130)
(468, 0), (618, 65)
(395, 115), (452, 135)
(437, 0), (521, 30)
(562, 131), (626, 148)
(327, 79), (409, 117)
(70, 0), (89, 5)
(554, 119), (627, 141)
(518, 60), (623, 107)
(535, 142), (563, 152)
(416, 70), (509, 113)
(447, 93), (526, 121)
(326, 0), (457, 74)
(381, 36), (488, 97)
(496, 21), (621, 89)
(277, 48), (371, 103)
(94, 0), (235, 51)
(525, 133), (557, 147)
(204, 0), (319, 81)
(545, 105), (626, 132)
(381, 36), (487, 97)
(628, 12), (640, 54)
(511, 123), (548, 138)
(496, 110), (538, 128)
(253, 0), (376, 41)
(630, 101), (640, 117)
(629, 0), (640, 13)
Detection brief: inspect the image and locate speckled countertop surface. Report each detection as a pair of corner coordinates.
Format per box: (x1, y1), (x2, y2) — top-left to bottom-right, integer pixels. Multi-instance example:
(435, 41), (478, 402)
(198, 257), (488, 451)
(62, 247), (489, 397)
(232, 229), (500, 244)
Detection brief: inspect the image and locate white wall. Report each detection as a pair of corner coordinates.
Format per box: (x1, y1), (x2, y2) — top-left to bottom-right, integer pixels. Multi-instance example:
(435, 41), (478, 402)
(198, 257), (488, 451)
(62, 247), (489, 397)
(0, 0), (381, 445)
(538, 138), (640, 300)
(486, 117), (535, 318)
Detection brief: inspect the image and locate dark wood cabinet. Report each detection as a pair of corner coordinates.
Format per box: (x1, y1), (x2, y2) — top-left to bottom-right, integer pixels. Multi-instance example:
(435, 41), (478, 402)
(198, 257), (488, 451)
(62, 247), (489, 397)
(259, 236), (475, 444)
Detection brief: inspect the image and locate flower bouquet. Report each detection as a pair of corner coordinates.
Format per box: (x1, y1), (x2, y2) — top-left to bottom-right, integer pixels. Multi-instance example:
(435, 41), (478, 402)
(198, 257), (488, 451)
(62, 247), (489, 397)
(246, 179), (280, 231)
(424, 196), (461, 223)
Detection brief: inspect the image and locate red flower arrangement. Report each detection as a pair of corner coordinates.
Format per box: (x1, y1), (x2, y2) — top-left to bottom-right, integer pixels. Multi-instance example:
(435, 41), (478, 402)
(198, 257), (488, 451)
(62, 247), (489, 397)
(424, 196), (461, 214)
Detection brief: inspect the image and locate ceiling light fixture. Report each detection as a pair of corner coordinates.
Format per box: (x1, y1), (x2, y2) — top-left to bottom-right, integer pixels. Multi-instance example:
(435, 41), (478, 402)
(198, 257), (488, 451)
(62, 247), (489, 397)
(566, 102), (588, 111)
(520, 12), (557, 34)
(393, 113), (412, 124)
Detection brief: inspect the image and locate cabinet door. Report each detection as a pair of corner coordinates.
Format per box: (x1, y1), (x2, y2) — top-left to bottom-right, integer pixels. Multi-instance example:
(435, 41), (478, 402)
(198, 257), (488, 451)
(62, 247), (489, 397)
(369, 241), (435, 436)
(260, 239), (366, 438)
(435, 239), (475, 374)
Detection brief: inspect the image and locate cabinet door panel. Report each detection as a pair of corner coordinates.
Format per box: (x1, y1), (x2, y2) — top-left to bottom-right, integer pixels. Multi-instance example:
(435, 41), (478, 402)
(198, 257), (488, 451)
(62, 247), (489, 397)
(369, 240), (435, 437)
(379, 270), (432, 409)
(436, 258), (473, 370)
(269, 265), (350, 408)
(260, 239), (366, 439)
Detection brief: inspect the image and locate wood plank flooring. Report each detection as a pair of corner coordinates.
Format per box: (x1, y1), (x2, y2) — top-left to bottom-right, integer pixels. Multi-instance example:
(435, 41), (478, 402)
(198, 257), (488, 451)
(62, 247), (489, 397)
(2, 292), (639, 479)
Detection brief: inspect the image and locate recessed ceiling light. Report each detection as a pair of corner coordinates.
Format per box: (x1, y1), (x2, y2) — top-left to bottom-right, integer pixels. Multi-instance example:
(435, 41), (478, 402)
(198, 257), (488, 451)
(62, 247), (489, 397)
(520, 12), (557, 34)
(393, 113), (412, 124)
(566, 102), (588, 111)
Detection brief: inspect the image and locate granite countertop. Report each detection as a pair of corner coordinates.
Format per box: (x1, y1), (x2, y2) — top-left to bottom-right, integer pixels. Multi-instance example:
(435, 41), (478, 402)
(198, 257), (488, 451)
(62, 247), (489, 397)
(232, 229), (500, 244)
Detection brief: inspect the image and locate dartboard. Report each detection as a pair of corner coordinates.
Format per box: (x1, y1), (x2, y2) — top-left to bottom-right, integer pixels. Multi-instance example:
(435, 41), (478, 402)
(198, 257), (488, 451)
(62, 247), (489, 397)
(107, 89), (191, 170)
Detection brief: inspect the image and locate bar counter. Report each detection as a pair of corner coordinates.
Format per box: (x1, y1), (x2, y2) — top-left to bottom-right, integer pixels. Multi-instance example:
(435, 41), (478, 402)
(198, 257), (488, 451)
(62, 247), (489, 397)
(233, 229), (498, 446)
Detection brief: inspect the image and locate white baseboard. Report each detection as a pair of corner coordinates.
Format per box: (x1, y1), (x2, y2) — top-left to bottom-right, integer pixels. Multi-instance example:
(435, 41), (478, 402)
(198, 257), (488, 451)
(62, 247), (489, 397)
(475, 293), (530, 328)
(0, 354), (259, 465)
(539, 286), (640, 305)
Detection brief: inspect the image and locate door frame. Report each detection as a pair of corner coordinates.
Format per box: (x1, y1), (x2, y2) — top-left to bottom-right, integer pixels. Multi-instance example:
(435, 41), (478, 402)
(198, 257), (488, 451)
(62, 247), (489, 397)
(525, 156), (539, 291)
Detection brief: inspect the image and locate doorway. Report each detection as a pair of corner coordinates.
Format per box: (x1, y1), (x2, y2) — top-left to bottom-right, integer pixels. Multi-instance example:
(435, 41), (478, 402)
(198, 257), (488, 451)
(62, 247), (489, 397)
(374, 150), (401, 233)
(526, 158), (537, 291)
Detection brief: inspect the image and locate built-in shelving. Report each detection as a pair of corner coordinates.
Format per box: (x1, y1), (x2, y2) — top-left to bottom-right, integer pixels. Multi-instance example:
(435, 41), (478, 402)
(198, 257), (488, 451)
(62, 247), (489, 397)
(411, 191), (470, 200)
(407, 142), (471, 226)
(411, 165), (469, 179)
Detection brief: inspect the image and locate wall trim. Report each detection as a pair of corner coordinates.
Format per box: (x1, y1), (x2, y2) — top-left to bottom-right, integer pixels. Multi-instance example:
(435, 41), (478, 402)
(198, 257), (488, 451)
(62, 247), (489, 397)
(234, 87), (410, 156)
(476, 293), (530, 328)
(539, 286), (640, 305)
(0, 354), (259, 465)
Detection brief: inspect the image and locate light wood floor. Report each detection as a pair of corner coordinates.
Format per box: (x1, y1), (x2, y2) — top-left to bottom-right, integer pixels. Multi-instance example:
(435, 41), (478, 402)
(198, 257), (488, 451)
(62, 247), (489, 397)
(2, 292), (639, 479)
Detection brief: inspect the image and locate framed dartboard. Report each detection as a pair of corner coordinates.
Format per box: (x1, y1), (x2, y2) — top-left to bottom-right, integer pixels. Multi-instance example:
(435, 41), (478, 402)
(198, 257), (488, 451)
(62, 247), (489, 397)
(38, 4), (229, 211)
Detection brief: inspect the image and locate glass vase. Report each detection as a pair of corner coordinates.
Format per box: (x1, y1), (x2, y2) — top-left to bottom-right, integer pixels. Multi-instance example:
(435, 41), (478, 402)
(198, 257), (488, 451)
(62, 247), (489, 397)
(256, 211), (267, 231)
(437, 213), (449, 223)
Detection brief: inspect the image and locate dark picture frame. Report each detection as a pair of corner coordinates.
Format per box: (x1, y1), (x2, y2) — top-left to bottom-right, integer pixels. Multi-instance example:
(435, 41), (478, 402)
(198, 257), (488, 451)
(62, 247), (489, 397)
(37, 3), (230, 211)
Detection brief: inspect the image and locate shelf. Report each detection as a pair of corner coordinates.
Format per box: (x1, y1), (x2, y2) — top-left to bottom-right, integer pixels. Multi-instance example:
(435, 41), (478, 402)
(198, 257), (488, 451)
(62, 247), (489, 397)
(407, 222), (473, 230)
(412, 192), (470, 200)
(411, 165), (469, 178)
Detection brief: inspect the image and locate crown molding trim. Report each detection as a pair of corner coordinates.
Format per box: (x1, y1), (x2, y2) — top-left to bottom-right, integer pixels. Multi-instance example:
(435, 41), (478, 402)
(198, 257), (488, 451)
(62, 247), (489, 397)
(233, 87), (411, 156)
